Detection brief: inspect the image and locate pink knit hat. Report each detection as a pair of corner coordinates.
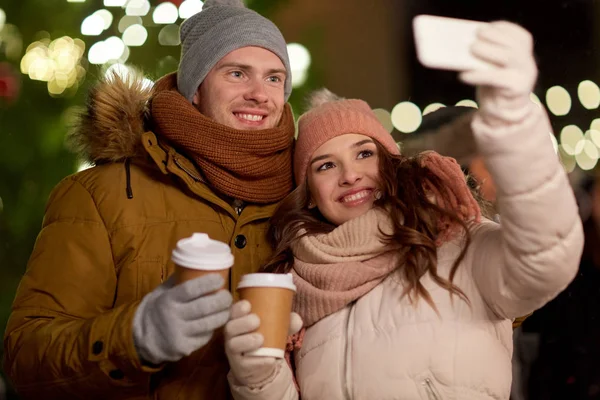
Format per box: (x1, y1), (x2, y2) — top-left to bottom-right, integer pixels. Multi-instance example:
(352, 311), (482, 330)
(294, 90), (400, 185)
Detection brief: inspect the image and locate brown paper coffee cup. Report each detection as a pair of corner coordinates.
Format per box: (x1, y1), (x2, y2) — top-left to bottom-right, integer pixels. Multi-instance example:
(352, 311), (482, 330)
(174, 265), (230, 287)
(237, 273), (296, 358)
(171, 233), (234, 289)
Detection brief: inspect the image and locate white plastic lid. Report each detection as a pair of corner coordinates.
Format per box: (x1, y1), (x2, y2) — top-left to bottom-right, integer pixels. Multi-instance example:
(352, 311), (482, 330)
(237, 273), (296, 291)
(171, 233), (234, 270)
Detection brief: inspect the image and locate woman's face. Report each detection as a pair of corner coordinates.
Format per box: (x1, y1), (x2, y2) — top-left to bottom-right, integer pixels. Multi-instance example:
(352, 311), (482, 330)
(307, 134), (381, 226)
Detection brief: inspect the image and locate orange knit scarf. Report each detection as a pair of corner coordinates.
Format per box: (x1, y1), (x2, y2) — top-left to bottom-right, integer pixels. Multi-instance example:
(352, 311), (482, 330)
(150, 73), (295, 204)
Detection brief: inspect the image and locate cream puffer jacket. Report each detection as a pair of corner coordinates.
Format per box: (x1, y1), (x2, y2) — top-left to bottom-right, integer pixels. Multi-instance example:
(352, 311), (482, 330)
(228, 94), (584, 399)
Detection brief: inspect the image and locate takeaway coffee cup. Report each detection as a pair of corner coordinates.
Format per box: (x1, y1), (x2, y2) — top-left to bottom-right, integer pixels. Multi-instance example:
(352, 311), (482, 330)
(236, 273), (296, 358)
(171, 233), (234, 288)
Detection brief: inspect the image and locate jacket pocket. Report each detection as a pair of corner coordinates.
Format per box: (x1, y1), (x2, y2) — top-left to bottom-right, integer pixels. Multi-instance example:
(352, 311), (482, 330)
(137, 256), (165, 299)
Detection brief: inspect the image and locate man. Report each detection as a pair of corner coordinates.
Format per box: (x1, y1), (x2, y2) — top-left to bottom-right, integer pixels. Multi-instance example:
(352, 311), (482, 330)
(3, 0), (295, 398)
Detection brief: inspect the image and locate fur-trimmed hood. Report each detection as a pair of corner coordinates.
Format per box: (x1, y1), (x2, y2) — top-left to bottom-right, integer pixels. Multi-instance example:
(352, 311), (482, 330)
(67, 71), (154, 163)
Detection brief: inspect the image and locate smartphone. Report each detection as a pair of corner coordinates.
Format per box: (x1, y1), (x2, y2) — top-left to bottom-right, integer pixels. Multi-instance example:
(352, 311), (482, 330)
(412, 14), (490, 71)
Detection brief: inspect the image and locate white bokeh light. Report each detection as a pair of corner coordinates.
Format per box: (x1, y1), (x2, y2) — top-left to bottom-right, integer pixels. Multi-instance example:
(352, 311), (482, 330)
(422, 103), (446, 115)
(578, 80), (600, 110)
(179, 0), (204, 19)
(88, 41), (110, 65)
(104, 36), (126, 61)
(126, 0), (151, 17)
(530, 93), (543, 108)
(455, 99), (478, 108)
(153, 2), (179, 24)
(104, 0), (127, 6)
(81, 14), (105, 36)
(118, 15), (143, 33)
(546, 86), (571, 116)
(158, 25), (181, 46)
(0, 9), (5, 31)
(372, 108), (394, 133)
(575, 140), (599, 170)
(287, 43), (311, 88)
(94, 9), (113, 30)
(122, 24), (148, 46)
(391, 102), (422, 133)
(560, 125), (584, 155)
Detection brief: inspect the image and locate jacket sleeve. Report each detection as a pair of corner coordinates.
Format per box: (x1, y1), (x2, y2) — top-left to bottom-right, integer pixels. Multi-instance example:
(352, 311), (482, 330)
(3, 177), (162, 399)
(469, 103), (584, 319)
(228, 360), (299, 400)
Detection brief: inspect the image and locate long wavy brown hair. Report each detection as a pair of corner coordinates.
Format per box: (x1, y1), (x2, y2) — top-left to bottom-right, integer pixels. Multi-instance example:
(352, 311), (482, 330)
(262, 141), (488, 311)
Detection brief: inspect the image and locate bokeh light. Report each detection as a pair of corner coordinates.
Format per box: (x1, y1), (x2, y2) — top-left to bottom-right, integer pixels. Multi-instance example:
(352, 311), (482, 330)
(558, 147), (577, 173)
(287, 43), (311, 88)
(575, 140), (599, 170)
(94, 9), (114, 30)
(391, 102), (422, 133)
(179, 0), (204, 19)
(0, 9), (6, 31)
(530, 93), (543, 108)
(585, 129), (600, 149)
(104, 36), (126, 60)
(81, 14), (105, 36)
(546, 85), (571, 116)
(105, 63), (154, 90)
(20, 36), (86, 96)
(578, 80), (600, 110)
(153, 2), (179, 24)
(122, 24), (148, 46)
(118, 16), (143, 33)
(126, 0), (151, 17)
(104, 0), (127, 6)
(372, 108), (394, 133)
(158, 25), (181, 46)
(455, 99), (478, 108)
(422, 103), (446, 115)
(559, 125), (584, 155)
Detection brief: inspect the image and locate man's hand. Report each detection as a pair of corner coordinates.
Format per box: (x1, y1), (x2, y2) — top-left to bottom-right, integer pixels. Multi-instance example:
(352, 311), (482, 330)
(133, 273), (232, 365)
(224, 300), (302, 387)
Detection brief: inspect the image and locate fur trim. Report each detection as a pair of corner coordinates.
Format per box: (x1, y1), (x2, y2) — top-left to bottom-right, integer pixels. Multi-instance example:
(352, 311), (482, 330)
(67, 69), (153, 163)
(304, 88), (345, 112)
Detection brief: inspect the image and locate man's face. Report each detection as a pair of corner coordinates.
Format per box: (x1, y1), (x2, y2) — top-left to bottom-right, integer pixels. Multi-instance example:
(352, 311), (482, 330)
(193, 46), (287, 130)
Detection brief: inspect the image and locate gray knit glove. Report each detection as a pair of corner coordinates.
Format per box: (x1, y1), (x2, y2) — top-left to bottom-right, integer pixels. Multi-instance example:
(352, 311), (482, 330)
(133, 274), (232, 365)
(225, 300), (303, 387)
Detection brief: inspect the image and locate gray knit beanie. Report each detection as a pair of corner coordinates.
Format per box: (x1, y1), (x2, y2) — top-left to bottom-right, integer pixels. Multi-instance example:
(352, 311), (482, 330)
(177, 0), (292, 102)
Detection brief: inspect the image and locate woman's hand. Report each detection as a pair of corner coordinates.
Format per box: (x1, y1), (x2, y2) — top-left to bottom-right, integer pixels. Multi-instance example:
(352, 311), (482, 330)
(224, 300), (303, 387)
(459, 21), (538, 124)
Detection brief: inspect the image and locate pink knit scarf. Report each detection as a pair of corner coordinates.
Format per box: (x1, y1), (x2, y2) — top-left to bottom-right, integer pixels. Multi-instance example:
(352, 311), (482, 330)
(291, 209), (401, 327)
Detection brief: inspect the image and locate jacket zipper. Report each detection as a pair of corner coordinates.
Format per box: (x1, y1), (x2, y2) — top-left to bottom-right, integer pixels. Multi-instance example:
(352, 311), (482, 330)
(173, 156), (203, 182)
(422, 378), (441, 400)
(343, 304), (356, 400)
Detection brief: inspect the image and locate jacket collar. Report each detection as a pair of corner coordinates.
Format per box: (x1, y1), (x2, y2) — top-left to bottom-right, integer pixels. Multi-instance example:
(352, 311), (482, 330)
(142, 131), (279, 221)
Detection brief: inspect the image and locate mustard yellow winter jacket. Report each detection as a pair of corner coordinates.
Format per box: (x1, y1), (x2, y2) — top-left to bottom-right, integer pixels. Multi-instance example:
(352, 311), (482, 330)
(3, 75), (283, 399)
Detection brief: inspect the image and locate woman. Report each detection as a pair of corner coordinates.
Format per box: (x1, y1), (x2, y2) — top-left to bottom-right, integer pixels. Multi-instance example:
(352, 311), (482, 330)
(223, 21), (583, 399)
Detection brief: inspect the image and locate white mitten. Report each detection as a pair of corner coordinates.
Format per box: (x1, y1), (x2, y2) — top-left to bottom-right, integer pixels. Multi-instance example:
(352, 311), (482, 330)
(224, 300), (302, 388)
(459, 21), (538, 125)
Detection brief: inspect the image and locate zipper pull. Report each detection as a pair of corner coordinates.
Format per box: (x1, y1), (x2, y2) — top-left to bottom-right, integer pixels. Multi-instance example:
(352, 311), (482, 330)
(232, 199), (244, 216)
(422, 378), (441, 400)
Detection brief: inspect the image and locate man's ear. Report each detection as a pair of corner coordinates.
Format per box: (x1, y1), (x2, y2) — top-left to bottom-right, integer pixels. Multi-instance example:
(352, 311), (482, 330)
(192, 90), (200, 106)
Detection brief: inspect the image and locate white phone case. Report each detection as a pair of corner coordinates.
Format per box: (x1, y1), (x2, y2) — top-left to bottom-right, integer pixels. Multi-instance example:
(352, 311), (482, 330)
(413, 14), (490, 71)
